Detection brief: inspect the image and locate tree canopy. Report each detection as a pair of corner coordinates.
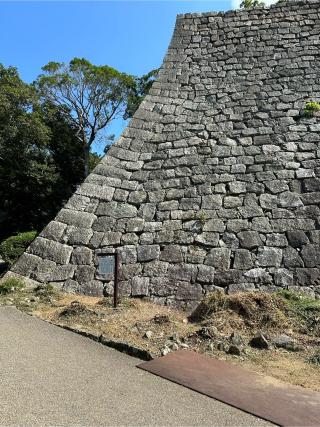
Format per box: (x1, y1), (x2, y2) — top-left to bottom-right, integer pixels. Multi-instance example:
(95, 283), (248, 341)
(0, 60), (157, 242)
(240, 0), (265, 8)
(0, 64), (83, 239)
(36, 58), (135, 176)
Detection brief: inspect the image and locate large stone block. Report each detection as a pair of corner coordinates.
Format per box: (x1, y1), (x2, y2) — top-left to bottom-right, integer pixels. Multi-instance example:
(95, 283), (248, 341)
(56, 209), (96, 228)
(197, 265), (215, 283)
(238, 231), (262, 249)
(301, 244), (320, 268)
(167, 263), (198, 282)
(28, 238), (73, 265)
(233, 250), (253, 270)
(11, 253), (42, 277)
(118, 246), (137, 264)
(71, 247), (93, 265)
(131, 276), (149, 296)
(205, 248), (231, 270)
(257, 247), (282, 267)
(40, 221), (66, 242)
(137, 245), (160, 262)
(74, 265), (95, 284)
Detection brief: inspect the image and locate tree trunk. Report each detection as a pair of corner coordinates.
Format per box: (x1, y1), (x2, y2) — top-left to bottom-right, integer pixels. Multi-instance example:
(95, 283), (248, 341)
(84, 143), (90, 178)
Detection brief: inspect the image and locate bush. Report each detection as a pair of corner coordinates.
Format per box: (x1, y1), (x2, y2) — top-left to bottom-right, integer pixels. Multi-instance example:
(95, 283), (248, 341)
(0, 277), (24, 294)
(0, 231), (37, 266)
(277, 289), (320, 336)
(304, 101), (320, 117)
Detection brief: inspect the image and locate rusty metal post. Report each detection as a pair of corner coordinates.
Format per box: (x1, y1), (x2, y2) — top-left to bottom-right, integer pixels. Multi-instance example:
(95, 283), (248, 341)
(113, 251), (119, 308)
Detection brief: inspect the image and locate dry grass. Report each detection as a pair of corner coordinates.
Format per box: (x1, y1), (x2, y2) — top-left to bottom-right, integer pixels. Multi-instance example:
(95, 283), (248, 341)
(1, 286), (319, 392)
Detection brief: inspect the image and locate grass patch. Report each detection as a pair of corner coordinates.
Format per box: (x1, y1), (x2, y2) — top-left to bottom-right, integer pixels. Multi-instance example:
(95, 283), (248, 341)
(189, 291), (287, 331)
(307, 349), (320, 366)
(33, 284), (60, 303)
(0, 277), (24, 295)
(0, 231), (37, 266)
(277, 289), (320, 336)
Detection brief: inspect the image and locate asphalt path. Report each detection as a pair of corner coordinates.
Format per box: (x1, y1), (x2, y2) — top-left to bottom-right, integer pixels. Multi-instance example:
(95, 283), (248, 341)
(0, 307), (273, 426)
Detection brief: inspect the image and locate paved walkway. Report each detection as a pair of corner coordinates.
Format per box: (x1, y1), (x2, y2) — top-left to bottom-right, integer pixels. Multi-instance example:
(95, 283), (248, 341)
(0, 307), (272, 426)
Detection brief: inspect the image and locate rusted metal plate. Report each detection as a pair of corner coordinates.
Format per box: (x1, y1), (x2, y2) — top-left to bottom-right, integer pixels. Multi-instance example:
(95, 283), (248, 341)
(138, 350), (320, 427)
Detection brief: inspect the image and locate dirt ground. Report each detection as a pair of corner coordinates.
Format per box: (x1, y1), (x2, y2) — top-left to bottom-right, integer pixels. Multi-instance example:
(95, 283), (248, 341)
(1, 283), (319, 392)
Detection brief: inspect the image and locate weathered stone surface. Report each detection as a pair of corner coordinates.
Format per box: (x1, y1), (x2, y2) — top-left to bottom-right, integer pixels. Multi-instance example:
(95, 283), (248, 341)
(28, 238), (72, 265)
(126, 218), (144, 233)
(167, 263), (198, 282)
(286, 231), (309, 248)
(10, 1), (320, 304)
(175, 281), (203, 301)
(233, 250), (253, 270)
(40, 221), (66, 242)
(118, 246), (137, 264)
(295, 268), (320, 287)
(81, 280), (104, 297)
(67, 227), (93, 245)
(227, 283), (256, 294)
(71, 247), (93, 265)
(62, 279), (80, 294)
(197, 265), (215, 283)
(131, 276), (149, 296)
(56, 209), (96, 228)
(11, 253), (42, 277)
(137, 245), (160, 262)
(278, 192), (303, 209)
(274, 268), (293, 287)
(282, 247), (304, 268)
(205, 248), (231, 270)
(101, 232), (122, 246)
(160, 245), (183, 263)
(31, 259), (56, 282)
(257, 247), (282, 268)
(74, 265), (95, 284)
(301, 245), (320, 268)
(201, 195), (222, 210)
(238, 231), (262, 249)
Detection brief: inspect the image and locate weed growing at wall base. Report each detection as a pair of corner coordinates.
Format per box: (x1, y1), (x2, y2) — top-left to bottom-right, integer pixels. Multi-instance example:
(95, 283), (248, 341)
(304, 101), (320, 117)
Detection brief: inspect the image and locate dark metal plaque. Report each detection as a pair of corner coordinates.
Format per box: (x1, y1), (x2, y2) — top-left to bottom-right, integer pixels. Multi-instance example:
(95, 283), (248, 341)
(138, 350), (320, 427)
(97, 256), (115, 279)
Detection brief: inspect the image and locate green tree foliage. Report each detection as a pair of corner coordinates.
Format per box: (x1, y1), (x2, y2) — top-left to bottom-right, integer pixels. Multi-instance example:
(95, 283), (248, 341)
(0, 231), (37, 266)
(36, 58), (135, 177)
(240, 0), (265, 8)
(0, 65), (57, 237)
(124, 68), (159, 119)
(0, 60), (157, 242)
(89, 151), (102, 173)
(0, 64), (83, 239)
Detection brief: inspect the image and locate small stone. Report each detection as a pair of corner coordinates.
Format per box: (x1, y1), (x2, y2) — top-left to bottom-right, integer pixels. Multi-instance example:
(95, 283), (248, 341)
(144, 330), (153, 339)
(161, 346), (171, 356)
(171, 342), (179, 351)
(227, 345), (241, 356)
(229, 332), (243, 346)
(153, 314), (170, 324)
(250, 332), (269, 349)
(272, 334), (299, 351)
(180, 343), (190, 349)
(217, 342), (226, 351)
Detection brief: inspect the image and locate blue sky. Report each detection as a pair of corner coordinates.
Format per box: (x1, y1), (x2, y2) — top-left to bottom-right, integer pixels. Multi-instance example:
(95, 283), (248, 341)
(0, 0), (276, 153)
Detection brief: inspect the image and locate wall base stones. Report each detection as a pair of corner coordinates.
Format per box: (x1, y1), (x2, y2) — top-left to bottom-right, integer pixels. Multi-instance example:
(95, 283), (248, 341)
(6, 0), (320, 306)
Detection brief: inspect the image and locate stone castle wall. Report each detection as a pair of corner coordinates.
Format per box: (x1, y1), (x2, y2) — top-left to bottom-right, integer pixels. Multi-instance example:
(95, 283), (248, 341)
(9, 0), (320, 306)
